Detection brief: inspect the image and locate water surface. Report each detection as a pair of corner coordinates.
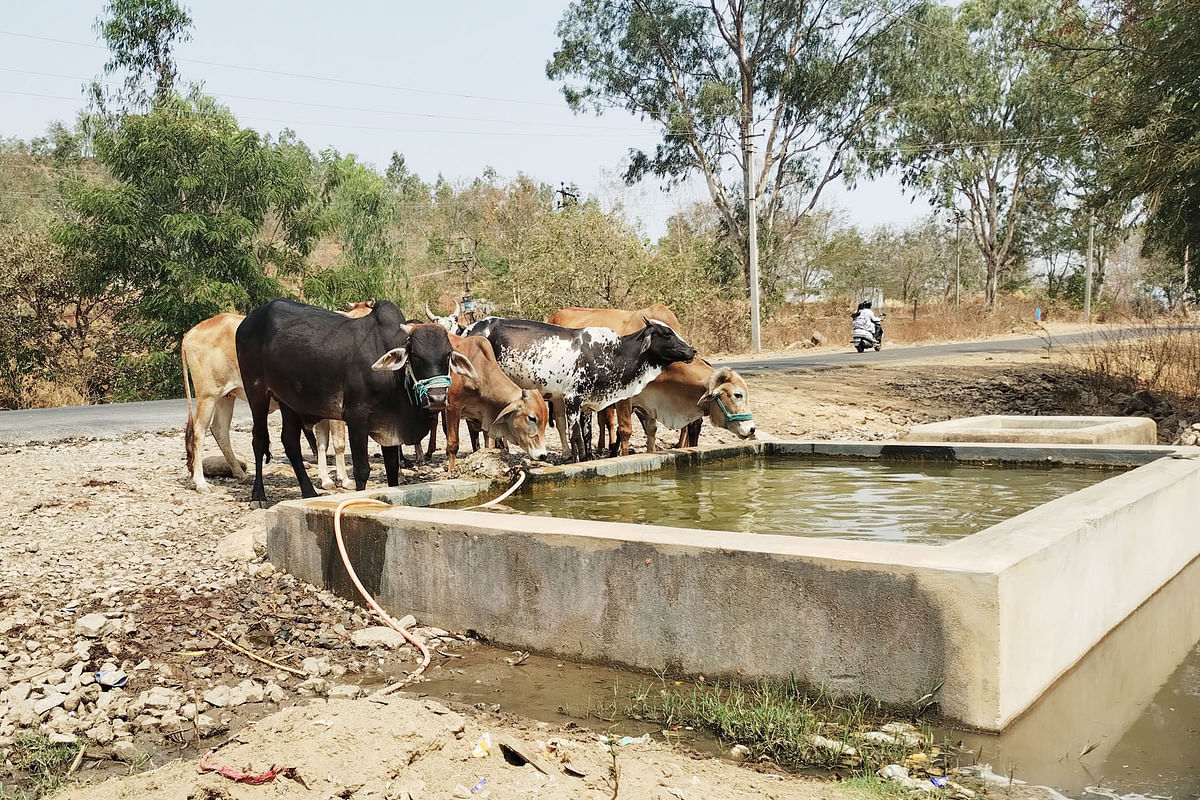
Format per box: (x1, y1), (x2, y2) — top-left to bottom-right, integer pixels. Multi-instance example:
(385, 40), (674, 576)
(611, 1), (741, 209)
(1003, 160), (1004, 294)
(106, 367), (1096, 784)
(485, 456), (1121, 544)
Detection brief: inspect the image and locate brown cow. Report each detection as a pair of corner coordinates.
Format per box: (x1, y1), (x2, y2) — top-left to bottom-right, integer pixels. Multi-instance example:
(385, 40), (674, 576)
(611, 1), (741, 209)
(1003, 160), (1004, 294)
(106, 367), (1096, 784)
(545, 303), (684, 456)
(631, 362), (754, 451)
(440, 334), (549, 470)
(182, 303), (373, 493)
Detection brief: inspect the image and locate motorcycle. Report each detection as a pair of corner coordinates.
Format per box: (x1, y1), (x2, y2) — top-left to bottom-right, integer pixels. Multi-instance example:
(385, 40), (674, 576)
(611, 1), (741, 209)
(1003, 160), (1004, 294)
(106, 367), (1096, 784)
(851, 313), (885, 353)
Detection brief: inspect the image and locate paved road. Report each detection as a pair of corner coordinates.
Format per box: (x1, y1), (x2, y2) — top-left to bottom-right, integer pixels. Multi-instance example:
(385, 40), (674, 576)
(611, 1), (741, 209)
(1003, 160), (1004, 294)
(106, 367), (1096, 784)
(0, 328), (1138, 446)
(716, 328), (1108, 374)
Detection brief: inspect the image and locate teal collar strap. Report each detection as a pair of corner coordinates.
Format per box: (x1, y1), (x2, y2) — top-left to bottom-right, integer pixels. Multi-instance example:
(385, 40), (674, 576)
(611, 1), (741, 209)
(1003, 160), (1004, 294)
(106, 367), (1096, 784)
(715, 394), (753, 423)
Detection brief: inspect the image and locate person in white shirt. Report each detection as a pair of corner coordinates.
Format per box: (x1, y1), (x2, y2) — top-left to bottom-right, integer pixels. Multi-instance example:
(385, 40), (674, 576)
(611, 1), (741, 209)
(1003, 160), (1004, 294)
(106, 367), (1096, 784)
(851, 301), (882, 341)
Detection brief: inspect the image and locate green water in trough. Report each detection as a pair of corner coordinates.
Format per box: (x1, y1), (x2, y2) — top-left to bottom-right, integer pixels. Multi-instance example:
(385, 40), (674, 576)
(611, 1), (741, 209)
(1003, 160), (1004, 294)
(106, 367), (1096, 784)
(471, 456), (1122, 544)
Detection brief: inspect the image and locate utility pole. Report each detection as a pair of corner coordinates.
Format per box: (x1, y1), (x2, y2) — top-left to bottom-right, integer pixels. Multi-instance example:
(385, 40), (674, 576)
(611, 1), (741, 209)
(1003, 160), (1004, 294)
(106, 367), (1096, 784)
(448, 236), (476, 297)
(555, 182), (578, 211)
(1083, 211), (1095, 322)
(1184, 244), (1191, 313)
(744, 136), (761, 352)
(953, 211), (962, 310)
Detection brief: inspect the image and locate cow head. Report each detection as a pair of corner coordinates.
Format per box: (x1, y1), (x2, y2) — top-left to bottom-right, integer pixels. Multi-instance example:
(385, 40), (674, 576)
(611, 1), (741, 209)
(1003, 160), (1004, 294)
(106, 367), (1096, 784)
(699, 367), (754, 439)
(425, 301), (464, 335)
(637, 317), (697, 367)
(370, 323), (478, 411)
(492, 389), (549, 460)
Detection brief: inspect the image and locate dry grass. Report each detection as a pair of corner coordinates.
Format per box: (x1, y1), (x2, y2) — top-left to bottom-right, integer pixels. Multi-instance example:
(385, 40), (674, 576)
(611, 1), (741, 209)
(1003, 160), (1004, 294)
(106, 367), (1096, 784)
(1062, 324), (1200, 417)
(695, 294), (1074, 353)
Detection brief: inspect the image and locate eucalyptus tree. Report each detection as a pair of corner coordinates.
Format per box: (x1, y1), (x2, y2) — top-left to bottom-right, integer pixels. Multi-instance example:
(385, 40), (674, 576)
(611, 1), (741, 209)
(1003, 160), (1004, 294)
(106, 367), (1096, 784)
(885, 0), (1085, 309)
(1062, 0), (1199, 286)
(93, 0), (193, 111)
(548, 0), (920, 343)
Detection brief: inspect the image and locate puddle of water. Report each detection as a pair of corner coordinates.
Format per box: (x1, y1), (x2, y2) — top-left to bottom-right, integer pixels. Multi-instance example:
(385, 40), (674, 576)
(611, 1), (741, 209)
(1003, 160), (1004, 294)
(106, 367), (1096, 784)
(410, 556), (1200, 799)
(454, 456), (1122, 544)
(946, 556), (1200, 798)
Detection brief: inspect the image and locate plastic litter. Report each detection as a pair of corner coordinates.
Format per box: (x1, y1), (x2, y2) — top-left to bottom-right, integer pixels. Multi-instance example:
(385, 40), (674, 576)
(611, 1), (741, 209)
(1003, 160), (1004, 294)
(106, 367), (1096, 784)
(471, 732), (493, 758)
(471, 777), (487, 794)
(931, 776), (950, 788)
(616, 734), (652, 746)
(94, 670), (127, 689)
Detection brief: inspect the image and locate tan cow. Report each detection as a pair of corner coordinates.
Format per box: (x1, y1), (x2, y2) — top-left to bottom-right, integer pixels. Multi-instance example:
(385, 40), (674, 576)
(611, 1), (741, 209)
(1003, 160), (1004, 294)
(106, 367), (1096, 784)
(545, 303), (685, 456)
(182, 303), (373, 493)
(630, 361), (754, 451)
(440, 335), (549, 470)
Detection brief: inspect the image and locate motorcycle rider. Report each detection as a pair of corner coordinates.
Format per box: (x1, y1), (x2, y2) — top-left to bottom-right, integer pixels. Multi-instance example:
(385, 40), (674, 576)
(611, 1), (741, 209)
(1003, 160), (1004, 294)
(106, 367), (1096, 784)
(851, 301), (883, 345)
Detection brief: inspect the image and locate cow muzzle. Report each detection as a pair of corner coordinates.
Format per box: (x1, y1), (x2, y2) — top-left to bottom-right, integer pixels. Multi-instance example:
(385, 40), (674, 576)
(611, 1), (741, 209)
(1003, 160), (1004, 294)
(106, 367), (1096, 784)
(411, 374), (452, 411)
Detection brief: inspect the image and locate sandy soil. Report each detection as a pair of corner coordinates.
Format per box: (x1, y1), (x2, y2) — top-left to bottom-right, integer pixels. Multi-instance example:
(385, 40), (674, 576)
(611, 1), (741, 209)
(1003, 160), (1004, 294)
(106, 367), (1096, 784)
(1, 337), (1186, 799)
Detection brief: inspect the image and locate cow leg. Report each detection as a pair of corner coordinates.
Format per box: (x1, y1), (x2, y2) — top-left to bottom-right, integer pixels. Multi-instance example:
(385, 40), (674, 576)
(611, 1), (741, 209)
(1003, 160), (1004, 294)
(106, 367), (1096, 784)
(596, 407), (612, 454)
(565, 399), (586, 463)
(445, 406), (461, 471)
(643, 413), (659, 453)
(552, 395), (571, 456)
(247, 392), (272, 507)
(210, 395), (246, 482)
(615, 399), (634, 457)
(425, 411), (440, 461)
(686, 418), (703, 447)
(581, 412), (594, 461)
(188, 392), (220, 493)
(382, 445), (401, 486)
(313, 420), (336, 490)
(347, 421), (371, 491)
(331, 420), (350, 488)
(280, 407), (318, 498)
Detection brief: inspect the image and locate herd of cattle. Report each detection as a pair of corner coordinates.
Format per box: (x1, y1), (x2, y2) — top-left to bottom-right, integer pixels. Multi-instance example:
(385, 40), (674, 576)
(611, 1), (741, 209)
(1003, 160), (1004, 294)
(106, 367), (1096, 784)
(180, 298), (755, 505)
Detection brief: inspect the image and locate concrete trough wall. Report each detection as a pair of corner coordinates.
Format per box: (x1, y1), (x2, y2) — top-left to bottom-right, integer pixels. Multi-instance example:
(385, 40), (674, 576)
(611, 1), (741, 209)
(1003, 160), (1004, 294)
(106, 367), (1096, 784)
(266, 441), (1200, 731)
(905, 415), (1157, 445)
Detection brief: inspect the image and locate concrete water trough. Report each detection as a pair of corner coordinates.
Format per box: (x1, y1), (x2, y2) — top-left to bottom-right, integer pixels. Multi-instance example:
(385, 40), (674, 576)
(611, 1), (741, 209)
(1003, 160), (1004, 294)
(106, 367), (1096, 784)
(265, 440), (1200, 731)
(905, 414), (1157, 445)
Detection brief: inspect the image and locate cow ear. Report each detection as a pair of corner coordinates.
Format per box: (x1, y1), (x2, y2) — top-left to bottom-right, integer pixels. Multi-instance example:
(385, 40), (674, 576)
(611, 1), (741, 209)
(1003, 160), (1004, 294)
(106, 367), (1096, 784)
(371, 347), (408, 372)
(449, 350), (479, 381)
(697, 390), (715, 408)
(639, 324), (656, 354)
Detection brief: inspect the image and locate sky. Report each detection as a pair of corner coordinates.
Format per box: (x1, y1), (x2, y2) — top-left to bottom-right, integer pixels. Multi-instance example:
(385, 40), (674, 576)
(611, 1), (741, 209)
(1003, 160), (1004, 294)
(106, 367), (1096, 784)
(0, 1), (932, 237)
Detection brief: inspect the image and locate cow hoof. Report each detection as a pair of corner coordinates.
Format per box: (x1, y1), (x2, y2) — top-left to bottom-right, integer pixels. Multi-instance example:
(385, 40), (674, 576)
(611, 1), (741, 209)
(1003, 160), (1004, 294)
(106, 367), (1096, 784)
(193, 482), (212, 494)
(250, 499), (269, 509)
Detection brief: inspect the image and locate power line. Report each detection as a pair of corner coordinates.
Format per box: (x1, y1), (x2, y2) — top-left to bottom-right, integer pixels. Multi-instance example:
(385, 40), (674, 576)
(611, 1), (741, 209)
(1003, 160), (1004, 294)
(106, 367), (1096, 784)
(0, 28), (567, 109)
(0, 88), (651, 139)
(0, 66), (659, 133)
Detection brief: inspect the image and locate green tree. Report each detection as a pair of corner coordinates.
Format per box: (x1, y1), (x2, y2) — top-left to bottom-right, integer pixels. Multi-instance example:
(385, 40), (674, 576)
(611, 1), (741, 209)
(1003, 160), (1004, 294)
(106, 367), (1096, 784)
(57, 93), (323, 397)
(547, 0), (917, 294)
(885, 0), (1085, 309)
(94, 0), (194, 110)
(0, 223), (132, 407)
(301, 149), (399, 309)
(1060, 0), (1199, 290)
(507, 202), (653, 319)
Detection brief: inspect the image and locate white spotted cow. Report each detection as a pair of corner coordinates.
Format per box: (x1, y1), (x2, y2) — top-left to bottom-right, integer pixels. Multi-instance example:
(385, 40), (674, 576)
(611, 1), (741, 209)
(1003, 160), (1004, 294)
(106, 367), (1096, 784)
(466, 317), (697, 462)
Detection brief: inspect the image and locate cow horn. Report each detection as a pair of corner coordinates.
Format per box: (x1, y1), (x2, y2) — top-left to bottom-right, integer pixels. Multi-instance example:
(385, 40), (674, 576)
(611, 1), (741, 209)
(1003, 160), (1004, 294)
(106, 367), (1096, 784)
(425, 302), (438, 322)
(400, 322), (415, 336)
(454, 300), (462, 318)
(493, 395), (524, 426)
(706, 367), (731, 395)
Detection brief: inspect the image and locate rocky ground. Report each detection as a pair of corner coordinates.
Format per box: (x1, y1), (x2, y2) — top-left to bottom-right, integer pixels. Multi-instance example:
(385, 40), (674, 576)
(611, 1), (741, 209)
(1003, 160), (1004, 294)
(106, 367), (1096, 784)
(0, 341), (1190, 798)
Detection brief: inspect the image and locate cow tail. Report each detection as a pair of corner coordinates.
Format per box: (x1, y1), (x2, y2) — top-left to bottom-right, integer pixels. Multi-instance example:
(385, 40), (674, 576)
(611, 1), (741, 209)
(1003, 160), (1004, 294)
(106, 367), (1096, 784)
(182, 338), (196, 473)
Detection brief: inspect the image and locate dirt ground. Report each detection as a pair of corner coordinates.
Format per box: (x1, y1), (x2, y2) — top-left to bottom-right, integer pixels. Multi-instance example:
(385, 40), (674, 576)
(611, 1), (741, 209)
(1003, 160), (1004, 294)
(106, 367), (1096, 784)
(0, 333), (1185, 799)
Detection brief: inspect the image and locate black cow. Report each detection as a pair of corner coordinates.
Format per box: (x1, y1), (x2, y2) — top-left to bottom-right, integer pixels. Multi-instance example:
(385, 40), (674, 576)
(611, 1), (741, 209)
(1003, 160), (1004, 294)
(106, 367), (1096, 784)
(235, 299), (477, 504)
(466, 316), (696, 461)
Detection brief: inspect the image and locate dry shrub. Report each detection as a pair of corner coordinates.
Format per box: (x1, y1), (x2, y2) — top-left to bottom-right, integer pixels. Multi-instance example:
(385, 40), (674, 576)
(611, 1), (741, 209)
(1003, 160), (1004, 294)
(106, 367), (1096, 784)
(1063, 325), (1200, 416)
(21, 379), (88, 409)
